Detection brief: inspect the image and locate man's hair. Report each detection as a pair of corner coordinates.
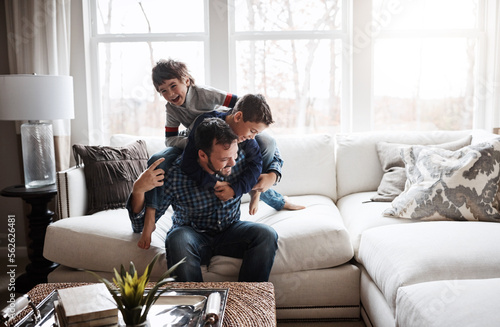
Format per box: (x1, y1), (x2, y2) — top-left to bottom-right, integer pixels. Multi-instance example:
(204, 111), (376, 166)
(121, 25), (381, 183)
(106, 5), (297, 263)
(152, 59), (196, 92)
(195, 118), (238, 156)
(233, 94), (274, 126)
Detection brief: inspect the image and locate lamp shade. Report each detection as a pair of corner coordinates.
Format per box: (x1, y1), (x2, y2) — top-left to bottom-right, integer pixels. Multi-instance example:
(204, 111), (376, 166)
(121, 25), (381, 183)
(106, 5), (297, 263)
(0, 74), (74, 120)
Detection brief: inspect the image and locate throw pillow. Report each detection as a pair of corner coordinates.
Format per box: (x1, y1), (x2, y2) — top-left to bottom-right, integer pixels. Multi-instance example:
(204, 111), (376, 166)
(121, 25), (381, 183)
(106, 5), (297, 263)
(383, 139), (500, 222)
(371, 136), (472, 202)
(72, 140), (149, 215)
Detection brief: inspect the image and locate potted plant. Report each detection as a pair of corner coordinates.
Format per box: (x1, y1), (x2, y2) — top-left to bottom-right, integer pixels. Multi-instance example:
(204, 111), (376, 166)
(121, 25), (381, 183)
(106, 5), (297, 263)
(89, 254), (185, 326)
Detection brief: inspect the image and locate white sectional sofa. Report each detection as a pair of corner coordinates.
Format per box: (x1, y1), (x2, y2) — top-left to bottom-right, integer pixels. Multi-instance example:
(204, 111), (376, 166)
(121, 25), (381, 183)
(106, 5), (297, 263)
(44, 130), (500, 326)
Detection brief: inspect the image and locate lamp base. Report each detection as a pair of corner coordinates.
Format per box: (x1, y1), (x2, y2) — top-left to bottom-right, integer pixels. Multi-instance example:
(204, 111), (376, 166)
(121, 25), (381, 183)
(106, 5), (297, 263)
(21, 121), (56, 188)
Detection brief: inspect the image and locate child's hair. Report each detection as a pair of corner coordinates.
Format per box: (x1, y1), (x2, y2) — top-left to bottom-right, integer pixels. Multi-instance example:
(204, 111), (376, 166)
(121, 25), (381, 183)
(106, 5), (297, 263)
(195, 117), (238, 156)
(152, 59), (196, 92)
(233, 94), (274, 126)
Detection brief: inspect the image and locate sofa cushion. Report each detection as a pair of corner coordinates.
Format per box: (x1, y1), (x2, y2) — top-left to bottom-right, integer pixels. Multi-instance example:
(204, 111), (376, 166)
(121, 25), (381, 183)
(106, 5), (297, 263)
(337, 192), (413, 258)
(396, 278), (500, 327)
(371, 136), (472, 202)
(335, 130), (473, 199)
(44, 195), (353, 278)
(357, 222), (500, 315)
(72, 141), (148, 214)
(384, 139), (500, 222)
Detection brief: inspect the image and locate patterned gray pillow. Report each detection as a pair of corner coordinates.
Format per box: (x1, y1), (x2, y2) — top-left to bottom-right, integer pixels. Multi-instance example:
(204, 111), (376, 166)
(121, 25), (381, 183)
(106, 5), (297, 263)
(371, 136), (472, 202)
(384, 139), (500, 222)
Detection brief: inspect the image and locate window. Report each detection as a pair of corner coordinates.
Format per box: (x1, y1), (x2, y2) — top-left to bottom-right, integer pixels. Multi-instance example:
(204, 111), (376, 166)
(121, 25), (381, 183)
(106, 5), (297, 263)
(90, 0), (208, 142)
(88, 0), (494, 144)
(230, 0), (348, 135)
(371, 0), (484, 131)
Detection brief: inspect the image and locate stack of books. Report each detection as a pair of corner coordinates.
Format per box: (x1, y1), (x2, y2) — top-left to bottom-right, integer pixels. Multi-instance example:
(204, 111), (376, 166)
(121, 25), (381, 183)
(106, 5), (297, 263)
(54, 284), (118, 327)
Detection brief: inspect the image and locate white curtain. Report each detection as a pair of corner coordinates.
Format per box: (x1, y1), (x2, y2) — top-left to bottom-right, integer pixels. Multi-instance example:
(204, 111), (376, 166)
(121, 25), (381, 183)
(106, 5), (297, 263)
(5, 0), (72, 171)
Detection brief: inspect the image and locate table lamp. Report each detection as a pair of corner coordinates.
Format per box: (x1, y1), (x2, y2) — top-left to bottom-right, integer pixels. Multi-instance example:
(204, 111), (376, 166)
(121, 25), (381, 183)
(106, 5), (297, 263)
(0, 74), (75, 188)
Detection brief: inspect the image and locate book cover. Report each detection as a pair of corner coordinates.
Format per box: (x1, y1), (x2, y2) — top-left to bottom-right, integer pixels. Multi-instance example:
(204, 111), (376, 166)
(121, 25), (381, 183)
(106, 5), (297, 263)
(57, 284), (118, 324)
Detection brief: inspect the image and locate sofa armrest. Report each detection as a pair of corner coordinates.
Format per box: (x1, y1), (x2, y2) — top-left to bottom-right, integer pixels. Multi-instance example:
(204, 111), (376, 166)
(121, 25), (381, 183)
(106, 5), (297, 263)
(56, 166), (87, 218)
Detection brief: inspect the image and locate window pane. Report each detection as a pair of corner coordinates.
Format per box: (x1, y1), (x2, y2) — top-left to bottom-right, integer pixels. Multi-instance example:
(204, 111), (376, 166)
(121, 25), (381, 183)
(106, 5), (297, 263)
(235, 39), (342, 134)
(233, 0), (342, 32)
(97, 42), (205, 137)
(96, 0), (205, 34)
(373, 0), (479, 30)
(373, 38), (476, 131)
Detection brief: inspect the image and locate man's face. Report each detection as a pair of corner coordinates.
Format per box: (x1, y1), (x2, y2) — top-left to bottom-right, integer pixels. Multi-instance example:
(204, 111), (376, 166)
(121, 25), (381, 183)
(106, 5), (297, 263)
(201, 140), (239, 177)
(158, 77), (190, 106)
(232, 112), (268, 143)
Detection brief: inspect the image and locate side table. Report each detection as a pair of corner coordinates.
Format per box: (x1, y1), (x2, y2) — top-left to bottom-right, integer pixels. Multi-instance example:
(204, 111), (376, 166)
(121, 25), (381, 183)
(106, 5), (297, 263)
(1, 185), (60, 293)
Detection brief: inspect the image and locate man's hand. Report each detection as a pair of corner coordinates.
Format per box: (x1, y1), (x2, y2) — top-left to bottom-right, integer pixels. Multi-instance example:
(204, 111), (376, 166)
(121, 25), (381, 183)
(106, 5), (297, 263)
(214, 181), (235, 202)
(252, 172), (277, 193)
(132, 158), (165, 194)
(130, 158), (165, 214)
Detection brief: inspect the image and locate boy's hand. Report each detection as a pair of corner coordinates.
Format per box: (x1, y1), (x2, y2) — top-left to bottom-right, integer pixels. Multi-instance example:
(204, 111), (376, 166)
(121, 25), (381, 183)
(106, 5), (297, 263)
(252, 173), (277, 193)
(214, 181), (235, 201)
(133, 158), (165, 194)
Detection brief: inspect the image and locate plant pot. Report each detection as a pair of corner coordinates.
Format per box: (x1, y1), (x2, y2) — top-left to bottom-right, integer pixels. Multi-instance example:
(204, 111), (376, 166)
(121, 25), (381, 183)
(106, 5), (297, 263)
(125, 321), (150, 327)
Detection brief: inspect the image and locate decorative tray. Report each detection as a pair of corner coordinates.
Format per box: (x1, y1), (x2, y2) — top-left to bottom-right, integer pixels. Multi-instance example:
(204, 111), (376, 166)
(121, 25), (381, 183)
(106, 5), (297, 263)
(13, 288), (228, 327)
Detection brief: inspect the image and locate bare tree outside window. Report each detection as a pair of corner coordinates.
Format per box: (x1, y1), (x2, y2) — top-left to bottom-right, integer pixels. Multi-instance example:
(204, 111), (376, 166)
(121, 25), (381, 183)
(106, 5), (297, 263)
(233, 0), (343, 135)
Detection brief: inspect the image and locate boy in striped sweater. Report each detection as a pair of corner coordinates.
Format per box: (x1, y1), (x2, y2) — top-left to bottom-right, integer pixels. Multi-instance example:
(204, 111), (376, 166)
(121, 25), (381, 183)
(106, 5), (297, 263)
(139, 59), (304, 249)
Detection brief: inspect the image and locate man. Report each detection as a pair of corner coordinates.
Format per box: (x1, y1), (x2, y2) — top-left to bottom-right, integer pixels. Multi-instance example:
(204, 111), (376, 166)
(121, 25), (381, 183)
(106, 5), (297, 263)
(127, 117), (278, 282)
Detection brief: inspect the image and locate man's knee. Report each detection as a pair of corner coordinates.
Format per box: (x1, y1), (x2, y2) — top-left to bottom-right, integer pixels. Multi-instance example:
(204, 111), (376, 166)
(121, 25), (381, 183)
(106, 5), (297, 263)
(255, 225), (278, 249)
(166, 227), (198, 250)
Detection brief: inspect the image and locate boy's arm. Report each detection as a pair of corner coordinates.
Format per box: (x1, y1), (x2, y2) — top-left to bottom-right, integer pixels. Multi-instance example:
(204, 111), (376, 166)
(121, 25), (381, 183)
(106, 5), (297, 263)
(252, 146), (283, 193)
(266, 146), (283, 182)
(165, 124), (189, 148)
(229, 139), (263, 197)
(164, 106), (188, 148)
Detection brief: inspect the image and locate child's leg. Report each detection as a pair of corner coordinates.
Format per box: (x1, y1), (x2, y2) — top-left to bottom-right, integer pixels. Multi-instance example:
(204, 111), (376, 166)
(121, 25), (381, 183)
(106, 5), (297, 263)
(260, 189), (306, 211)
(249, 190), (261, 215)
(144, 147), (183, 210)
(138, 207), (156, 249)
(255, 132), (276, 170)
(255, 134), (305, 211)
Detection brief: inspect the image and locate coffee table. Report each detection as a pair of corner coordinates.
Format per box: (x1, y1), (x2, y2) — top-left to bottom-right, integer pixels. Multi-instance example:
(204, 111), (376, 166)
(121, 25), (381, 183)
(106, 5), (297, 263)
(9, 282), (276, 327)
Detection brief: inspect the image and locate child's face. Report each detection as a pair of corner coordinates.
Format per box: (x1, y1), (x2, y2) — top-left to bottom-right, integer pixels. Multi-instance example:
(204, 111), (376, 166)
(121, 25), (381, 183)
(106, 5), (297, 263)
(158, 77), (190, 106)
(233, 112), (268, 142)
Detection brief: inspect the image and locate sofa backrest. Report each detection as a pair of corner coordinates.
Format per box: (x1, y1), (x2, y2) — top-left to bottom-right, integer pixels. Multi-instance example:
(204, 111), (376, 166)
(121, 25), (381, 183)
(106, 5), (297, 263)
(334, 130), (485, 199)
(111, 133), (337, 201)
(273, 134), (336, 200)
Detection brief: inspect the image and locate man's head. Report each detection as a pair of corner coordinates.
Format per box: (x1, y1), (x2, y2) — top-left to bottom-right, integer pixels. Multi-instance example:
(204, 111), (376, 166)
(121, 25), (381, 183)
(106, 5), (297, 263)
(195, 118), (239, 177)
(229, 94), (274, 142)
(152, 59), (195, 106)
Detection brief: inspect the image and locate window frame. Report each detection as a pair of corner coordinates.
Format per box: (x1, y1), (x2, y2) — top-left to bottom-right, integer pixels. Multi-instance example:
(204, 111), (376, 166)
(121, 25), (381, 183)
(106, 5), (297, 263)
(88, 0), (211, 144)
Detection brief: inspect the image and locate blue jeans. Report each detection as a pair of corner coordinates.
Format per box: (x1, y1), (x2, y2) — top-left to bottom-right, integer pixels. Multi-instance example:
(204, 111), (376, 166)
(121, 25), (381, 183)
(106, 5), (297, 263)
(145, 147), (183, 210)
(166, 221), (278, 282)
(255, 133), (285, 210)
